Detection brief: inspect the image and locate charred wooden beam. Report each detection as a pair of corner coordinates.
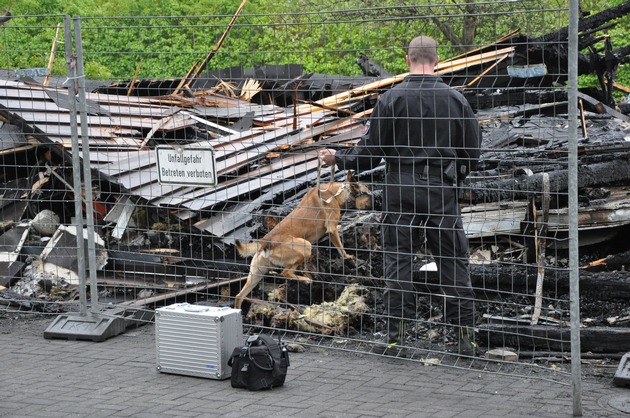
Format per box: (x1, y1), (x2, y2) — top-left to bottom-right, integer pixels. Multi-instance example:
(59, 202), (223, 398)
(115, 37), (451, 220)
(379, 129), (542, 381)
(413, 263), (630, 302)
(455, 264), (630, 301)
(532, 0), (630, 44)
(355, 54), (392, 77)
(479, 324), (630, 354)
(582, 249), (630, 272)
(0, 12), (11, 26)
(465, 157), (630, 204)
(617, 44), (630, 65)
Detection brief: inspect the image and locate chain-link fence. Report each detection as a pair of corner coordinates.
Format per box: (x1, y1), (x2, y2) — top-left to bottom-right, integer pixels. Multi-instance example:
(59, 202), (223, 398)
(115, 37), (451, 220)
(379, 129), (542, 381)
(0, 2), (611, 412)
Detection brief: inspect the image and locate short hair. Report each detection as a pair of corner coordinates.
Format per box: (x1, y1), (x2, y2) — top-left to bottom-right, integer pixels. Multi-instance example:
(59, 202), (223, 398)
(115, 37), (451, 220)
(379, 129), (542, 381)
(407, 36), (438, 65)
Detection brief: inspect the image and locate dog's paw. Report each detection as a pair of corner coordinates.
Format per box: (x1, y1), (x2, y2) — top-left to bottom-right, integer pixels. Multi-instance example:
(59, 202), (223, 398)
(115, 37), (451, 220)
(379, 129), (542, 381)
(296, 275), (313, 284)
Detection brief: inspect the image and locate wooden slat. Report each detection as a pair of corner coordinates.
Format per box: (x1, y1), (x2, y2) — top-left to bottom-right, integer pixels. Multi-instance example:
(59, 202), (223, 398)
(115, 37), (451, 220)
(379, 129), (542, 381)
(437, 47), (514, 74)
(462, 201), (528, 238)
(462, 186), (630, 239)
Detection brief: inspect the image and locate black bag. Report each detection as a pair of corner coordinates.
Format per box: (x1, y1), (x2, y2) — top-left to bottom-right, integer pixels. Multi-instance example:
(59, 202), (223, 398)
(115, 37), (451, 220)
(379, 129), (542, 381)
(228, 334), (290, 390)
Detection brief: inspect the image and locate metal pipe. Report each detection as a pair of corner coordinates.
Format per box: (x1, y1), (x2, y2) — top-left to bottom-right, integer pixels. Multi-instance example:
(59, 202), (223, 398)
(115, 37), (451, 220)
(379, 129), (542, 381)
(63, 16), (87, 317)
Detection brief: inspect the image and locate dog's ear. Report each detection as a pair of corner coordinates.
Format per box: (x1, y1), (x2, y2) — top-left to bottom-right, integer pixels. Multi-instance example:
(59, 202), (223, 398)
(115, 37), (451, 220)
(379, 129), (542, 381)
(346, 171), (356, 185)
(346, 171), (361, 195)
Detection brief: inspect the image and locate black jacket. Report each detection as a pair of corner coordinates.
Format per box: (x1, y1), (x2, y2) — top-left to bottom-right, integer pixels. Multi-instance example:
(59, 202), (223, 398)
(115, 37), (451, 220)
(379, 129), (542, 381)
(335, 74), (481, 180)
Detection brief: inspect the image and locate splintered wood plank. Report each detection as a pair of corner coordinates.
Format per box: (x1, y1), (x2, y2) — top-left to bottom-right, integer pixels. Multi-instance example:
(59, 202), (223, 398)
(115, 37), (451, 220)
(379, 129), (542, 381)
(291, 46), (512, 120)
(437, 46), (514, 74)
(461, 186), (630, 239)
(462, 201), (529, 238)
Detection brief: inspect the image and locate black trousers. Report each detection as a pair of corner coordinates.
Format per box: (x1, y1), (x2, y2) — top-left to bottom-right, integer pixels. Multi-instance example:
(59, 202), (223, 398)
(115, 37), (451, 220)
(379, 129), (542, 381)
(381, 170), (475, 327)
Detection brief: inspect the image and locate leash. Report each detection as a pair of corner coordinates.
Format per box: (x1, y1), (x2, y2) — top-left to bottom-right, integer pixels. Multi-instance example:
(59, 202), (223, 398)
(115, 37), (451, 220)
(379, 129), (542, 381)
(316, 159), (344, 204)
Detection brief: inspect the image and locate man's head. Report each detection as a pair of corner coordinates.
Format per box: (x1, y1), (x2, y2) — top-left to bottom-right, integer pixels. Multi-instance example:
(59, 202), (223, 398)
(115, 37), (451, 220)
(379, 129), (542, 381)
(406, 35), (438, 73)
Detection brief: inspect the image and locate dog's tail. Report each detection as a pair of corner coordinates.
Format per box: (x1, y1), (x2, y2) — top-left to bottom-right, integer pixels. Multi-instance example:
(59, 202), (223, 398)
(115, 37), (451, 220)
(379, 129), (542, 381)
(235, 240), (262, 257)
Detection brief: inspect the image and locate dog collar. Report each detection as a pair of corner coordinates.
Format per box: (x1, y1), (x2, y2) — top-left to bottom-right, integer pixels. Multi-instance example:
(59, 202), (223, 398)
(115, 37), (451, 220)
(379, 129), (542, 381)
(319, 184), (347, 204)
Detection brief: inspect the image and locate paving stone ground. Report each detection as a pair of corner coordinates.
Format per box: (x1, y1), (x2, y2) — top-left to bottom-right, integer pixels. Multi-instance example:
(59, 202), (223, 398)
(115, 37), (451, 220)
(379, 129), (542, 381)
(1, 315), (628, 418)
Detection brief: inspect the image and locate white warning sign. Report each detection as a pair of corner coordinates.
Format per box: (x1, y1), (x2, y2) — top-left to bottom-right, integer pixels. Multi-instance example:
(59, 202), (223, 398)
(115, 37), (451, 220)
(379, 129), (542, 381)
(156, 145), (217, 187)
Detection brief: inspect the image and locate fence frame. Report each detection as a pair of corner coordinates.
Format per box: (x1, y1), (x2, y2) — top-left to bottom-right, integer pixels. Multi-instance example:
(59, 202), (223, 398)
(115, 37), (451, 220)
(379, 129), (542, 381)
(0, 3), (587, 414)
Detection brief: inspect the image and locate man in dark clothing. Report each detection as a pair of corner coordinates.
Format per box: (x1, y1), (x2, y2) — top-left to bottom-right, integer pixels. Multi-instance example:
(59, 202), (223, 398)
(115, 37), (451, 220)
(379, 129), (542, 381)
(320, 35), (481, 355)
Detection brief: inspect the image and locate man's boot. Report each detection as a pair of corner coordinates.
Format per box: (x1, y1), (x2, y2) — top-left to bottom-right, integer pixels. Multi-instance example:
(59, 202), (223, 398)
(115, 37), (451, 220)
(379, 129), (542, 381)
(376, 319), (406, 357)
(458, 325), (477, 356)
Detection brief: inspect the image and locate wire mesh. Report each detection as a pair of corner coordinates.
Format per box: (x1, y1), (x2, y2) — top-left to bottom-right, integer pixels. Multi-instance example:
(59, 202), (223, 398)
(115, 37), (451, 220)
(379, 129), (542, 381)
(0, 1), (600, 388)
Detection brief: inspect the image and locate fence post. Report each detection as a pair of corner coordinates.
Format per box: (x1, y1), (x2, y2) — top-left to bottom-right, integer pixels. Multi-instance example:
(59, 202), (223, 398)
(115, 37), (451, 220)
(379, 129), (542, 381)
(568, 0), (583, 416)
(73, 16), (101, 312)
(44, 16), (129, 342)
(63, 15), (88, 317)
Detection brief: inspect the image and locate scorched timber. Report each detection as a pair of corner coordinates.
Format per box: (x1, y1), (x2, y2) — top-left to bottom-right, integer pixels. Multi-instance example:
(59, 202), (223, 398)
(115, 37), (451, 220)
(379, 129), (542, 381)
(532, 0), (630, 44)
(412, 265), (630, 302)
(479, 324), (630, 354)
(465, 158), (630, 204)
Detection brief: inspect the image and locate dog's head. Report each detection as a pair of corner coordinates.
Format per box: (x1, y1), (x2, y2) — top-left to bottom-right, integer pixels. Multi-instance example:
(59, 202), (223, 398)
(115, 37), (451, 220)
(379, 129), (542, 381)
(345, 171), (373, 210)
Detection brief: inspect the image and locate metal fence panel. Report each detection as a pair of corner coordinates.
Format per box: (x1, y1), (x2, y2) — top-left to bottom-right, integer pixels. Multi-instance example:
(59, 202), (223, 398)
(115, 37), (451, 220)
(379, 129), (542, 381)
(0, 3), (598, 410)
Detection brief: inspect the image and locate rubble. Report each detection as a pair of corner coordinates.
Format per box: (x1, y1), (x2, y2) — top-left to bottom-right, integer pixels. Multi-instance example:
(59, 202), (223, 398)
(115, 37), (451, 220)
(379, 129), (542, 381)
(2, 3), (630, 352)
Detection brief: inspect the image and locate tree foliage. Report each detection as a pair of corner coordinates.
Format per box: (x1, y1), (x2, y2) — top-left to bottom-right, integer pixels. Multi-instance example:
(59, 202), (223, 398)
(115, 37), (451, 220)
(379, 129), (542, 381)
(0, 0), (628, 91)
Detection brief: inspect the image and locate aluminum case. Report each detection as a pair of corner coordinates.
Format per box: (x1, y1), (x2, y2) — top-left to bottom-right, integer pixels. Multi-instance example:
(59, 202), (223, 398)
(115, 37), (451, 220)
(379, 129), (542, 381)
(155, 303), (243, 380)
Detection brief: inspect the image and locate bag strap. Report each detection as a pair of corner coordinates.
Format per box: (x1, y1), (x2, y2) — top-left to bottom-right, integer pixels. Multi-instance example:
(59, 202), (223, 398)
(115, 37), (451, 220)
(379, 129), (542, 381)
(256, 335), (282, 359)
(245, 334), (288, 376)
(246, 336), (275, 372)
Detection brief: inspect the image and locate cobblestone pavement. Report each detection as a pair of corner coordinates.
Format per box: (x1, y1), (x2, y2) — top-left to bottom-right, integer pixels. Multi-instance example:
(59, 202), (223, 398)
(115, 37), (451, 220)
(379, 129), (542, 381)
(1, 315), (628, 418)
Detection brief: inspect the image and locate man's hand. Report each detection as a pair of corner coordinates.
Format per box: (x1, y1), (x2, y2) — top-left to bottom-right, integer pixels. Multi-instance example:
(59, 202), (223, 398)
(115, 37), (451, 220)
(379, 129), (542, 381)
(319, 148), (337, 166)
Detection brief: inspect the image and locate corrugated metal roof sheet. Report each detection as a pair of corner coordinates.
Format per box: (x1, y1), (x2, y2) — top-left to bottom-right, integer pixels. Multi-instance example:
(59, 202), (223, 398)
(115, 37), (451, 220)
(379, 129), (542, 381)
(0, 77), (363, 241)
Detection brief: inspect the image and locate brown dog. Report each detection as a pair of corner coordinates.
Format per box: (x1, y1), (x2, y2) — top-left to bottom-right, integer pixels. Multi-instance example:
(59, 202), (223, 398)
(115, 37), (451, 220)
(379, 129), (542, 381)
(234, 172), (372, 309)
